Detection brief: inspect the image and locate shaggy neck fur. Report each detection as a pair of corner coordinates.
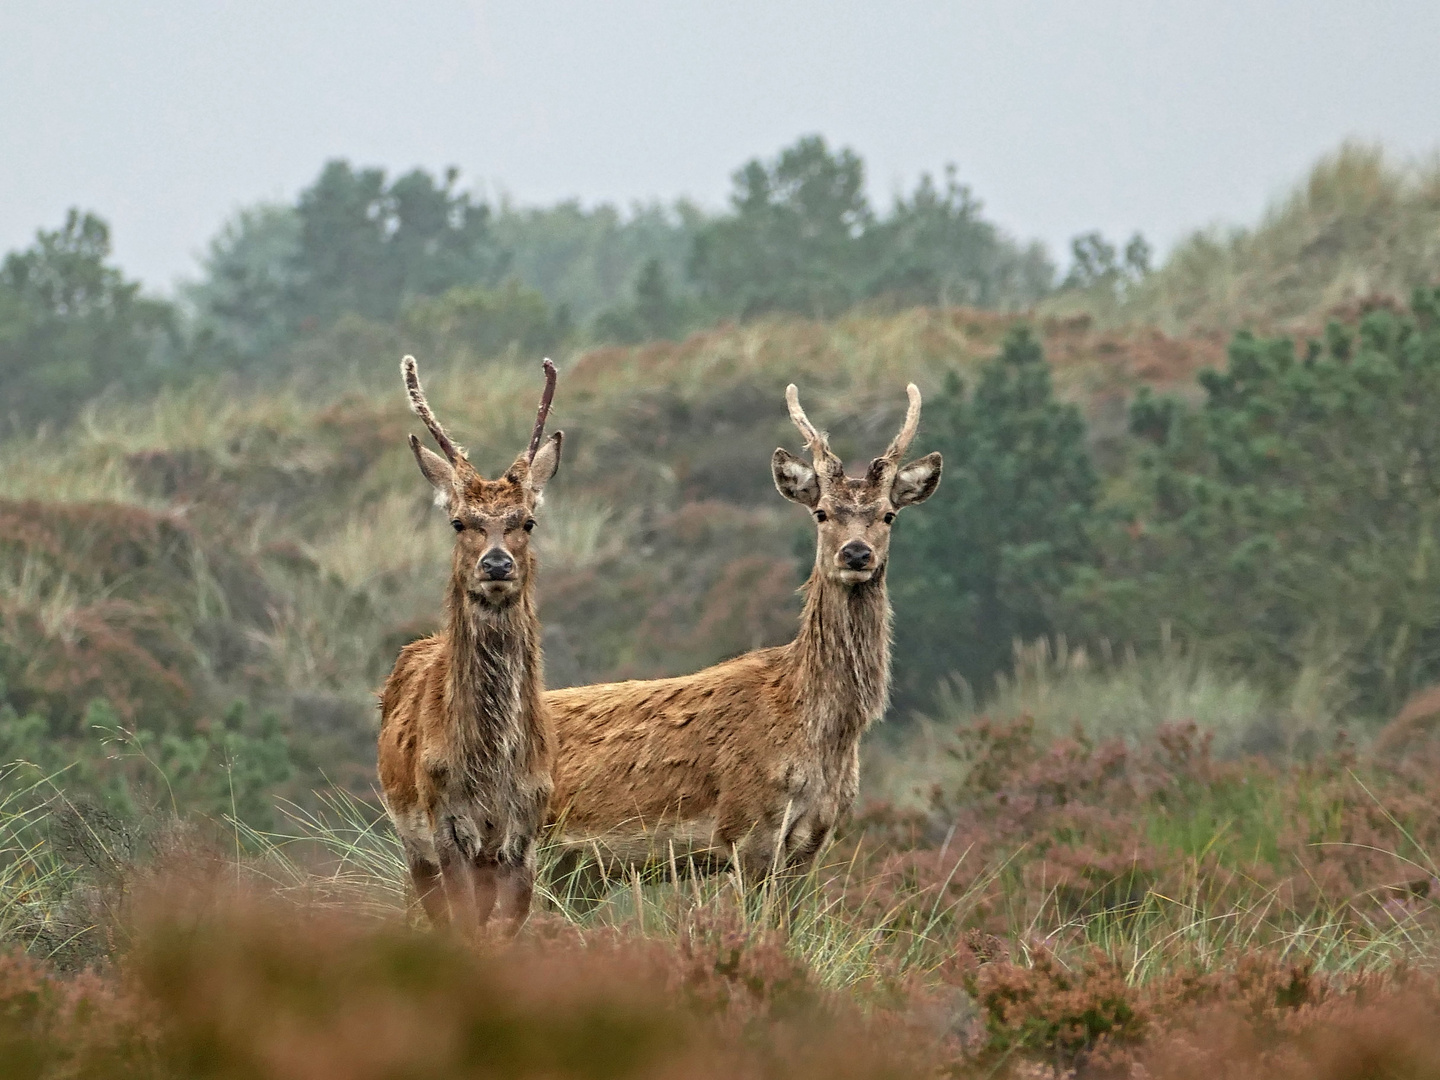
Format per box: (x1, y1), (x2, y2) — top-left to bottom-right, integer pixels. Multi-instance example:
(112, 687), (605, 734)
(785, 560), (892, 756)
(443, 575), (544, 789)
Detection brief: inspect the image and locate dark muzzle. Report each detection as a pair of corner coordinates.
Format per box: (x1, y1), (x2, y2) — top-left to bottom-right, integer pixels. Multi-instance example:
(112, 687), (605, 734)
(839, 540), (873, 571)
(480, 550), (515, 580)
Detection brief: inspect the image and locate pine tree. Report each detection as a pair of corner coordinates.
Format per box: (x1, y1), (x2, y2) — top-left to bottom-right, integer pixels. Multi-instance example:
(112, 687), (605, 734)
(891, 325), (1100, 708)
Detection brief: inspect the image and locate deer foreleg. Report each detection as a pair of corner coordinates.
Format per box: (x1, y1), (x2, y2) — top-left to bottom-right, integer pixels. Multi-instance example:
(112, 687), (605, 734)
(493, 860), (535, 937)
(471, 859), (499, 932)
(438, 848), (479, 934)
(408, 857), (449, 928)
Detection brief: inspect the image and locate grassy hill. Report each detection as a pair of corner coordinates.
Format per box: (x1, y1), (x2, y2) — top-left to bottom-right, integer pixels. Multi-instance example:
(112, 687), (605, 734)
(7, 145), (1440, 1078)
(5, 272), (1440, 1080)
(0, 308), (1221, 796)
(1051, 143), (1440, 335)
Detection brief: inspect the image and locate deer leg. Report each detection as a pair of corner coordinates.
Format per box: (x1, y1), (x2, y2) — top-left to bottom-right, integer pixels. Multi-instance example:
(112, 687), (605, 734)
(493, 861), (535, 938)
(730, 823), (784, 887)
(471, 858), (499, 933)
(438, 847), (479, 936)
(408, 856), (449, 928)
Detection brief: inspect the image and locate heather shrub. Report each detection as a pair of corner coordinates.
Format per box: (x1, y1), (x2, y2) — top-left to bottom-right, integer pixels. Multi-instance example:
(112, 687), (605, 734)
(0, 884), (950, 1080)
(958, 943), (1147, 1071)
(864, 710), (1440, 948)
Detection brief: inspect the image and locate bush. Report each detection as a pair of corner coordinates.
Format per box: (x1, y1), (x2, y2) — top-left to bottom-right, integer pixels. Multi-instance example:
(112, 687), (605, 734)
(403, 279), (570, 360)
(1088, 288), (1440, 715)
(0, 211), (176, 431)
(890, 325), (1102, 708)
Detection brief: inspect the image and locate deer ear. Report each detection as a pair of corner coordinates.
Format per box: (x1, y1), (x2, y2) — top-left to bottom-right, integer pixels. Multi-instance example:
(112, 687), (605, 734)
(772, 448), (820, 508)
(409, 434), (456, 508)
(528, 431), (563, 492)
(891, 452), (942, 507)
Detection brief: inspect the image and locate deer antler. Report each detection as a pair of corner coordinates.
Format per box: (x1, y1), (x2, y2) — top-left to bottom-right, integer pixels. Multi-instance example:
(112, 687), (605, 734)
(527, 358), (558, 462)
(785, 384), (845, 480)
(881, 383), (922, 465)
(402, 355), (462, 463)
(866, 383), (923, 489)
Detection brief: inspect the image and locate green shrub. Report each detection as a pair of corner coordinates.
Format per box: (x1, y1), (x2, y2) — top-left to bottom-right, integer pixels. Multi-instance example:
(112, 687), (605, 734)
(0, 211), (176, 431)
(890, 325), (1102, 708)
(1086, 288), (1440, 715)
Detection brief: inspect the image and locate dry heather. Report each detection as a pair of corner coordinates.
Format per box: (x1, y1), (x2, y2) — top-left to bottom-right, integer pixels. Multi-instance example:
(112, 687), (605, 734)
(5, 706), (1440, 1078)
(5, 305), (1439, 1076)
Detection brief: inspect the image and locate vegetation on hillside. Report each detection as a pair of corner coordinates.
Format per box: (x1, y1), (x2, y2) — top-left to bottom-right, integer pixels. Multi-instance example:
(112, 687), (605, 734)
(1083, 289), (1440, 717)
(180, 135), (1050, 384)
(1059, 143), (1440, 334)
(5, 137), (1440, 1075)
(4, 704), (1439, 1077)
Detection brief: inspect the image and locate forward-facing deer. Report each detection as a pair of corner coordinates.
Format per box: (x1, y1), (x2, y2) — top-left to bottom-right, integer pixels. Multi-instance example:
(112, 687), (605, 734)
(378, 355), (562, 936)
(545, 383), (941, 877)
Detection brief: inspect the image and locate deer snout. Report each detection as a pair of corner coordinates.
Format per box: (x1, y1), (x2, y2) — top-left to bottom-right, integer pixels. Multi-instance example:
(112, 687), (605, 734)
(839, 540), (873, 571)
(479, 549), (516, 580)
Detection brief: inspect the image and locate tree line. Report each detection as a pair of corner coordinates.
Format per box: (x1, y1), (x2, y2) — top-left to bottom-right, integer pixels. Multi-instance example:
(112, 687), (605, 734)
(26, 134), (1438, 723)
(891, 289), (1440, 719)
(1, 136), (1074, 429)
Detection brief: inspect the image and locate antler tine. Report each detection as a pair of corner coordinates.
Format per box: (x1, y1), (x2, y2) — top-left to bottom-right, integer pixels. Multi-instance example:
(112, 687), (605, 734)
(881, 383), (923, 464)
(402, 355), (461, 463)
(785, 384), (822, 449)
(526, 358), (558, 462)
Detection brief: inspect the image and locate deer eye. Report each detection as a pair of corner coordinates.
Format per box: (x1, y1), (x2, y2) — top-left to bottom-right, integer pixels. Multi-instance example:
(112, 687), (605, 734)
(814, 509), (828, 523)
(452, 519), (464, 533)
(883, 512), (896, 525)
(523, 519), (536, 532)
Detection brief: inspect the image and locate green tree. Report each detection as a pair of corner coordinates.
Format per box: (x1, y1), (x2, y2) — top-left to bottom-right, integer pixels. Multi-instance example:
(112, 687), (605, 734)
(188, 162), (507, 363)
(868, 166), (1053, 308)
(891, 326), (1101, 708)
(492, 199), (702, 325)
(0, 210), (175, 429)
(1061, 231), (1151, 293)
(185, 203), (302, 365)
(1089, 289), (1440, 713)
(591, 257), (696, 343)
(689, 135), (873, 319)
(292, 161), (506, 326)
(403, 279), (570, 359)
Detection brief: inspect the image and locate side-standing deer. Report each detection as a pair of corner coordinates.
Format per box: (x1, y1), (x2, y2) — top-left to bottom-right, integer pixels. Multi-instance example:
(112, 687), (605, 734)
(378, 355), (562, 936)
(545, 383), (941, 878)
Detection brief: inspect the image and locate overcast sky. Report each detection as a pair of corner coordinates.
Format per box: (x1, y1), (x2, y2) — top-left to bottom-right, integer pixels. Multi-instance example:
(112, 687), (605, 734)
(4, 1), (1439, 293)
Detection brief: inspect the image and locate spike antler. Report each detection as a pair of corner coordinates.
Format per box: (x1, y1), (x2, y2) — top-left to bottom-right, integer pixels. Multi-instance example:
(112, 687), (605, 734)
(881, 383), (922, 465)
(527, 358), (558, 462)
(402, 355), (461, 463)
(785, 384), (845, 480)
(866, 383), (923, 488)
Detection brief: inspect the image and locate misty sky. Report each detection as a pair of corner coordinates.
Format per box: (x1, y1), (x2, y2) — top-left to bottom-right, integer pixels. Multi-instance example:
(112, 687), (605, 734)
(4, 1), (1439, 293)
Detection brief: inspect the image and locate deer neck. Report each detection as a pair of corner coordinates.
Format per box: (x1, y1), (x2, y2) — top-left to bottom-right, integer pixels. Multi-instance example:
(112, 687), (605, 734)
(443, 580), (541, 765)
(788, 564), (892, 750)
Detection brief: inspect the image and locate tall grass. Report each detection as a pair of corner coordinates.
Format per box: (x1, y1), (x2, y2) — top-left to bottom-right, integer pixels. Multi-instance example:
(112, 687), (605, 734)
(216, 771), (1440, 998)
(888, 632), (1350, 763)
(0, 766), (81, 956)
(228, 788), (990, 991)
(1061, 143), (1440, 334)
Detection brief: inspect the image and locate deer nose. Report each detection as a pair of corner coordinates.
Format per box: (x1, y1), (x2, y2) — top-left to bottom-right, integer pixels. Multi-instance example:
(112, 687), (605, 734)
(479, 550), (515, 580)
(839, 540), (873, 570)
